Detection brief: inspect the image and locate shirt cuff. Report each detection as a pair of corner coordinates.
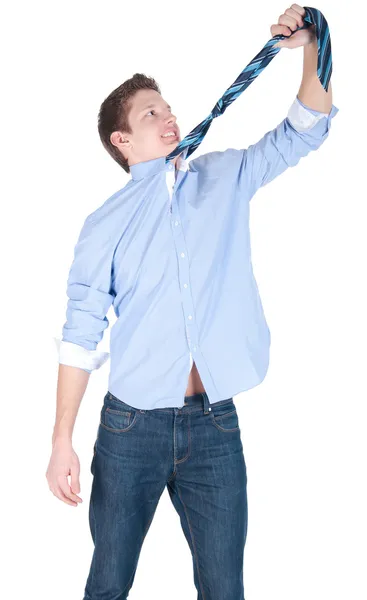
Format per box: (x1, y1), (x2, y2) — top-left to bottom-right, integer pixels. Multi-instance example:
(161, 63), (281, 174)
(287, 96), (337, 132)
(53, 337), (110, 372)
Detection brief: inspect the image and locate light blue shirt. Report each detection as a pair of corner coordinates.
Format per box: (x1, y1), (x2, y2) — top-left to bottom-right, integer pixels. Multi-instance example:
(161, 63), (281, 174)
(55, 96), (339, 409)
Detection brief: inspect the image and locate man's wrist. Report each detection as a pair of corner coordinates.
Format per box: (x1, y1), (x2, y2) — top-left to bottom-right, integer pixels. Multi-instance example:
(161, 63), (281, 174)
(52, 430), (73, 447)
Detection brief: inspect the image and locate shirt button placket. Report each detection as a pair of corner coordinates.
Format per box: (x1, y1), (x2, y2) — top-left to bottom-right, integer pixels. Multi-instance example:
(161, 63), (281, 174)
(169, 180), (198, 364)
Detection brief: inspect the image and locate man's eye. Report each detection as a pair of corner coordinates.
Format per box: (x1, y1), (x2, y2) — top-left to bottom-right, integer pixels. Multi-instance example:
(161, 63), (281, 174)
(147, 110), (155, 116)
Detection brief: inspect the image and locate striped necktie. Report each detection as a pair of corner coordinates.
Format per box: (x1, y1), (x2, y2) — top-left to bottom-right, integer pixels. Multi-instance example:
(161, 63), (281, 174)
(166, 5), (332, 163)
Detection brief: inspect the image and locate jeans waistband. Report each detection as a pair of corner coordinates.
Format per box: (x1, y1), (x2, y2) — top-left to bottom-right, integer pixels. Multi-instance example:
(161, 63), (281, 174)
(106, 390), (233, 415)
(183, 392), (233, 413)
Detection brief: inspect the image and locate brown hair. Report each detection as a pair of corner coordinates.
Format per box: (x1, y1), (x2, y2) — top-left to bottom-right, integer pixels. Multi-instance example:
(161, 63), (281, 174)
(97, 73), (161, 174)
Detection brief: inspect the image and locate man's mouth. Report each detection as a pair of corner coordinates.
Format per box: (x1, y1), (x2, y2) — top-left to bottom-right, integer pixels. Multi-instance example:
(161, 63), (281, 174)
(161, 130), (178, 140)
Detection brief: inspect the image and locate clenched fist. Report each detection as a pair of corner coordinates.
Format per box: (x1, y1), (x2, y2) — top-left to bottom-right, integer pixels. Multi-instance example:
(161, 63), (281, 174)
(271, 4), (316, 49)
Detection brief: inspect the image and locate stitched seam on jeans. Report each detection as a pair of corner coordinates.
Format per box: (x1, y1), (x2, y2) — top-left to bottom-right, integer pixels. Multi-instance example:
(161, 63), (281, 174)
(214, 408), (237, 420)
(176, 485), (206, 600)
(138, 398), (233, 414)
(121, 487), (165, 597)
(106, 407), (131, 417)
(100, 412), (138, 433)
(175, 414), (191, 464)
(212, 421), (240, 432)
(211, 412), (240, 432)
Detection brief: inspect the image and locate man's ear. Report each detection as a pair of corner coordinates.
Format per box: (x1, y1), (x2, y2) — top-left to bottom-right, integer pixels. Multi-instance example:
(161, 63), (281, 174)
(110, 130), (131, 150)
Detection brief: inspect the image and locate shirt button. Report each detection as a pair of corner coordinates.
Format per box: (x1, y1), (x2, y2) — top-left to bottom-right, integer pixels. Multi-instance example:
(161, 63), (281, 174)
(184, 283), (188, 288)
(193, 346), (197, 351)
(181, 252), (185, 258)
(168, 164), (173, 170)
(188, 315), (192, 320)
(175, 221), (179, 226)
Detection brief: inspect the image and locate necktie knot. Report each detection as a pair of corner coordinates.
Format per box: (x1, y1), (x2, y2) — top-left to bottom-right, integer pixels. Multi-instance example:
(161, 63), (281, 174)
(211, 100), (224, 119)
(166, 6), (332, 163)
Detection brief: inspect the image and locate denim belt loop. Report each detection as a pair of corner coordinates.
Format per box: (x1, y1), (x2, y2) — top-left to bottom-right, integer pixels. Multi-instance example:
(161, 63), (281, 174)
(202, 392), (211, 414)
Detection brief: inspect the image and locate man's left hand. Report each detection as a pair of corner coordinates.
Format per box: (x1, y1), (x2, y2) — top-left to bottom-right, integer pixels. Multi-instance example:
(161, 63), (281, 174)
(271, 4), (316, 49)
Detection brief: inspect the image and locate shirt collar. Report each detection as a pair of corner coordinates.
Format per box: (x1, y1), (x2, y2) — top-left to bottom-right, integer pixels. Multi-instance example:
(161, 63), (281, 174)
(130, 147), (189, 181)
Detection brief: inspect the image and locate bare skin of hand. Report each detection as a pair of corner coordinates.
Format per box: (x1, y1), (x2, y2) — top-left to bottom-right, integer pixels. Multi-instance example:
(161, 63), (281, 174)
(45, 439), (83, 507)
(271, 3), (316, 49)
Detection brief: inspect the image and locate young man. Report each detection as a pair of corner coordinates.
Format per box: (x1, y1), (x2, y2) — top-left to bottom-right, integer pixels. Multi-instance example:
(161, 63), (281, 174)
(46, 5), (338, 599)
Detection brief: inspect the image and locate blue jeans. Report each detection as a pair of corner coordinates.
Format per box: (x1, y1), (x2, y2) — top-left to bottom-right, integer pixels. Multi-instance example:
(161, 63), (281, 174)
(83, 390), (248, 600)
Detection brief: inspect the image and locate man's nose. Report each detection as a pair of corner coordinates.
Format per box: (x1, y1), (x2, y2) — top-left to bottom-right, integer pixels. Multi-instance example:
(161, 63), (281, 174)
(166, 112), (176, 124)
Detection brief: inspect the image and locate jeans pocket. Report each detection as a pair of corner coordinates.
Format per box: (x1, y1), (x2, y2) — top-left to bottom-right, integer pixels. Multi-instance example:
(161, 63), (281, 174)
(210, 400), (240, 432)
(100, 403), (140, 433)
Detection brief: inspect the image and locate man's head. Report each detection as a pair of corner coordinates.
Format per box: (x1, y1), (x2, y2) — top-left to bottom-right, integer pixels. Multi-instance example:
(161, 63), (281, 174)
(98, 73), (182, 174)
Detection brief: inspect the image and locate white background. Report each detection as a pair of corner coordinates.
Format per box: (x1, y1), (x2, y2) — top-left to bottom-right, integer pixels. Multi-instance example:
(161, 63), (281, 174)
(1, 1), (366, 598)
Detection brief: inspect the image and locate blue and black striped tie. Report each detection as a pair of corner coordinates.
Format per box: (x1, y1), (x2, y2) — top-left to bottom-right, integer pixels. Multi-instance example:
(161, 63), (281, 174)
(166, 5), (332, 163)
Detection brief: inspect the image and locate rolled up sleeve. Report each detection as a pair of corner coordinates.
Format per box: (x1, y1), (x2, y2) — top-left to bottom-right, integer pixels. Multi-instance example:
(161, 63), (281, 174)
(187, 96), (339, 202)
(55, 215), (115, 373)
(243, 96), (339, 197)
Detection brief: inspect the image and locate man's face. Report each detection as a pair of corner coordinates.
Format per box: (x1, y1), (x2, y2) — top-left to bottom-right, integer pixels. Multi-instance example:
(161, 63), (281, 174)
(114, 89), (182, 167)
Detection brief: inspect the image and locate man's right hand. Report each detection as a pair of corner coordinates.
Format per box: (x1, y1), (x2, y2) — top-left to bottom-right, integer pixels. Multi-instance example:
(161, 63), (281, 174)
(45, 439), (83, 507)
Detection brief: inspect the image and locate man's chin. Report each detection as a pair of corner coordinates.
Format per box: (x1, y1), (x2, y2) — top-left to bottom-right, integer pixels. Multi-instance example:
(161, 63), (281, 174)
(161, 140), (179, 156)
